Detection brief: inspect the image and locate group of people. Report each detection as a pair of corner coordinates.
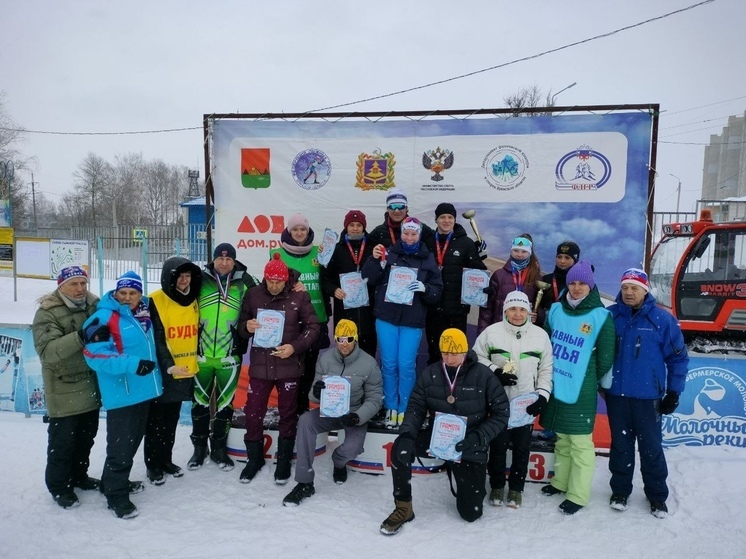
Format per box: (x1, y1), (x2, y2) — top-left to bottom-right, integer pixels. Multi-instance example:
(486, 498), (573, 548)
(32, 189), (689, 530)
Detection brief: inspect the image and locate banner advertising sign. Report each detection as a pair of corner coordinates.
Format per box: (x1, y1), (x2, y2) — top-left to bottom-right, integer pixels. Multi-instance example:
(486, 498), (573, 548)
(663, 354), (746, 449)
(211, 111), (653, 297)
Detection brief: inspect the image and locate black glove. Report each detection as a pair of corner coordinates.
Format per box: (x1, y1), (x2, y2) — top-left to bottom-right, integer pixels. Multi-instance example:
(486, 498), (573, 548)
(474, 239), (488, 260)
(659, 391), (680, 415)
(525, 395), (548, 416)
(482, 285), (494, 295)
(135, 360), (156, 376)
(82, 319), (110, 343)
(392, 435), (415, 467)
(495, 368), (518, 386)
(340, 413), (360, 427)
(455, 433), (480, 453)
(312, 380), (326, 400)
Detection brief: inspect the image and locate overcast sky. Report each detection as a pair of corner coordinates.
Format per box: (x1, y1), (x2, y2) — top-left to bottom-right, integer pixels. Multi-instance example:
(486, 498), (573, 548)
(2, 0), (744, 215)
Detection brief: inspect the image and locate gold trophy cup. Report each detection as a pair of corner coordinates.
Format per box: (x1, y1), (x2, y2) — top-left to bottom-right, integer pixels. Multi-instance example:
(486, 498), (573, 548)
(534, 280), (551, 312)
(461, 209), (483, 244)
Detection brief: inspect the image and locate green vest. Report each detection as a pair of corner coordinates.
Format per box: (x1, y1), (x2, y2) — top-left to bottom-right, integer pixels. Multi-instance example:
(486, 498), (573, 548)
(270, 247), (327, 322)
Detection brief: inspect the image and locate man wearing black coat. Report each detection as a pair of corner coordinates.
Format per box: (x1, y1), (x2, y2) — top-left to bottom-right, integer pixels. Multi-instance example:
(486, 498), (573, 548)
(379, 328), (509, 535)
(424, 203), (487, 364)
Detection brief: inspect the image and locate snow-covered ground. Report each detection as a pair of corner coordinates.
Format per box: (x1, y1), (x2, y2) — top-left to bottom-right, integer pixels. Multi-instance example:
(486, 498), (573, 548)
(1, 276), (744, 559)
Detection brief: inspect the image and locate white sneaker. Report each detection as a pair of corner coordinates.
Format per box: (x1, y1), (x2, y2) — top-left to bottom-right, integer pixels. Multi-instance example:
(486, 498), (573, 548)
(385, 410), (398, 429)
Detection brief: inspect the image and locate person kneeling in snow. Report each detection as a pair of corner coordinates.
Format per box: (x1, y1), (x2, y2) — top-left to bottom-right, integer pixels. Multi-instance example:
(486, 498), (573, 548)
(282, 319), (382, 506)
(379, 328), (509, 535)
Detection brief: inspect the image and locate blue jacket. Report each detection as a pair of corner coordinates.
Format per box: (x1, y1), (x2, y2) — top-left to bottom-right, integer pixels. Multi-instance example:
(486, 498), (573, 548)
(361, 240), (443, 329)
(607, 292), (689, 399)
(83, 291), (163, 410)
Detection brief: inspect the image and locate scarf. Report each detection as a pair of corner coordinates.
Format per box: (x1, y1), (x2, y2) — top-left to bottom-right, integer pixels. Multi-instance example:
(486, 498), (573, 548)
(132, 299), (152, 333)
(511, 257), (530, 272)
(566, 293), (588, 309)
(346, 232), (364, 241)
(400, 240), (420, 254)
(281, 227), (315, 256)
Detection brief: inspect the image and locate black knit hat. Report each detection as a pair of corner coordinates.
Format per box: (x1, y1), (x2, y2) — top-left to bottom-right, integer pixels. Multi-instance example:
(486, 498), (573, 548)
(434, 203), (457, 218)
(556, 241), (580, 263)
(213, 242), (236, 260)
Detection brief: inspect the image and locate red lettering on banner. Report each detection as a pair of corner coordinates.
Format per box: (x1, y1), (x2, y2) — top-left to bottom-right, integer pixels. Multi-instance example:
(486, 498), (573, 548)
(237, 215), (285, 234)
(263, 433), (273, 459)
(167, 325), (198, 339)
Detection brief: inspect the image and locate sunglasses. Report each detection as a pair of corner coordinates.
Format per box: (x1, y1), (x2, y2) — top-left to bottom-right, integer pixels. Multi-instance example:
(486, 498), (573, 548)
(387, 204), (407, 211)
(335, 336), (355, 344)
(512, 237), (531, 247)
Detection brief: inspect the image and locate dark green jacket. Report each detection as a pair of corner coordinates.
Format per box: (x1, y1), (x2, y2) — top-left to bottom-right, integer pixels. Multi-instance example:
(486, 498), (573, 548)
(539, 288), (615, 435)
(32, 290), (101, 418)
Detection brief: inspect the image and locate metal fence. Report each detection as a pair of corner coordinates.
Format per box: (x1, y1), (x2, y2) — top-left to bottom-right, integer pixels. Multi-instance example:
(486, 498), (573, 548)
(16, 224), (209, 285)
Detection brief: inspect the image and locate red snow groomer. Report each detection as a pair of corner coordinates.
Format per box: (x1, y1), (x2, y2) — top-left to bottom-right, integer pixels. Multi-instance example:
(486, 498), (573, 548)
(649, 209), (746, 352)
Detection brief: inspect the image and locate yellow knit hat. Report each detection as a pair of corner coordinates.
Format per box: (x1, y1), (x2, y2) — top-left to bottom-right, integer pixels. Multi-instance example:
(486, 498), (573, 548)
(439, 328), (468, 354)
(334, 319), (358, 341)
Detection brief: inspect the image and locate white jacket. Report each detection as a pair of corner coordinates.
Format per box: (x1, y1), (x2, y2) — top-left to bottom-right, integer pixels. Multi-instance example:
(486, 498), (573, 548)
(473, 318), (553, 401)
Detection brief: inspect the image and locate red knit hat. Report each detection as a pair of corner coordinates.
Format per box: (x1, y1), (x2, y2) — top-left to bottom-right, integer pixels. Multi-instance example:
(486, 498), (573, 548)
(264, 253), (289, 281)
(344, 209), (367, 230)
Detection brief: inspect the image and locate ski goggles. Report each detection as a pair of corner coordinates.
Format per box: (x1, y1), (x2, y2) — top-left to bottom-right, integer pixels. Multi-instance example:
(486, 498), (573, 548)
(387, 204), (407, 211)
(334, 336), (356, 344)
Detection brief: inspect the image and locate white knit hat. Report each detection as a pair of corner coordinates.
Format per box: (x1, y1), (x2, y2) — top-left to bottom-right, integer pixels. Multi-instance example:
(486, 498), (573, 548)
(503, 290), (531, 313)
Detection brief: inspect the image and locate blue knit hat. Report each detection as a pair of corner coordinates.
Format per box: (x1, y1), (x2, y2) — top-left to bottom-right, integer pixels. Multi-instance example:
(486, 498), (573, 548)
(566, 260), (595, 290)
(57, 266), (87, 286)
(116, 270), (143, 293)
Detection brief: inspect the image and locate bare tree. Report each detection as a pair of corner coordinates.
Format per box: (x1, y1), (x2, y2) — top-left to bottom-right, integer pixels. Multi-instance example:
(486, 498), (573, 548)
(112, 152), (146, 225)
(503, 84), (556, 117)
(72, 152), (112, 230)
(0, 92), (35, 225)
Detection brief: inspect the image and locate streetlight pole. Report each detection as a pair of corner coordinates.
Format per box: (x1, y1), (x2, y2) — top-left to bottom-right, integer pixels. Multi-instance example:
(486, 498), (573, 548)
(551, 82), (577, 105)
(669, 173), (682, 214)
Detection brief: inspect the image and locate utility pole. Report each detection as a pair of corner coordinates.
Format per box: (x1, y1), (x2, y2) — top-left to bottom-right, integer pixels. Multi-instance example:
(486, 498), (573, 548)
(30, 173), (38, 233)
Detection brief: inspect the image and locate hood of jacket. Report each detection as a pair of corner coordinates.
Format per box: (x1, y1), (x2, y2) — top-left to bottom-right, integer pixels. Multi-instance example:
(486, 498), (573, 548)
(160, 256), (202, 306)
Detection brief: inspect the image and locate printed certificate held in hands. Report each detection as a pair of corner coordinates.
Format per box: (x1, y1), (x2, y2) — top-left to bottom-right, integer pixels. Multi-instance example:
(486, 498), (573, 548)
(254, 309), (285, 348)
(428, 412), (467, 462)
(319, 375), (351, 417)
(461, 268), (490, 307)
(316, 228), (338, 267)
(340, 271), (369, 309)
(384, 266), (417, 305)
(509, 392), (539, 429)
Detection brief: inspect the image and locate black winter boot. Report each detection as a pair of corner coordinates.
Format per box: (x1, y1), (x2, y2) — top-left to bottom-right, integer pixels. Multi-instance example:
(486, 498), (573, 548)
(239, 440), (265, 484)
(274, 437), (295, 485)
(209, 437), (235, 472)
(187, 435), (209, 471)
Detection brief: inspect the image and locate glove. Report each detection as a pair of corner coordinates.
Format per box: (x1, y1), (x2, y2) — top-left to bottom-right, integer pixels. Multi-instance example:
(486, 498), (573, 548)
(391, 435), (415, 467)
(496, 368), (518, 386)
(312, 380), (326, 400)
(80, 318), (110, 343)
(475, 239), (488, 260)
(659, 391), (680, 414)
(408, 280), (426, 292)
(455, 433), (480, 453)
(482, 285), (494, 295)
(525, 395), (548, 416)
(340, 413), (360, 427)
(135, 360), (156, 376)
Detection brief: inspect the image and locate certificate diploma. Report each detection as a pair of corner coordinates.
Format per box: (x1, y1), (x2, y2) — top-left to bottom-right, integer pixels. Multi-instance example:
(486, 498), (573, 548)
(319, 375), (351, 417)
(384, 266), (417, 305)
(340, 271), (369, 309)
(317, 228), (338, 267)
(254, 309), (285, 348)
(461, 268), (490, 307)
(428, 412), (467, 462)
(509, 392), (540, 429)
